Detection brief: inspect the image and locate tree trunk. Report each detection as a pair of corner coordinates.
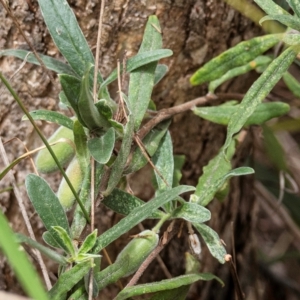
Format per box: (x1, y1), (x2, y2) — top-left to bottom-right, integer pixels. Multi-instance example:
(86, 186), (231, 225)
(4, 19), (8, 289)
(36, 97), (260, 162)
(0, 1), (263, 299)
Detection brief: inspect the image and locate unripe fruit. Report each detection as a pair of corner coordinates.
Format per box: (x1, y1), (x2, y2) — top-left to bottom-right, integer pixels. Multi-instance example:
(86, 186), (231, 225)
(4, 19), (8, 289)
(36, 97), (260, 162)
(96, 230), (159, 290)
(36, 126), (75, 173)
(115, 229), (159, 276)
(57, 157), (83, 211)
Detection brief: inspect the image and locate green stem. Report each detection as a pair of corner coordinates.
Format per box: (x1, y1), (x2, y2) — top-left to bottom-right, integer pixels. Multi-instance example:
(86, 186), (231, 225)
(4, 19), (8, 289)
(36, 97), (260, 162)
(152, 213), (171, 233)
(0, 71), (90, 223)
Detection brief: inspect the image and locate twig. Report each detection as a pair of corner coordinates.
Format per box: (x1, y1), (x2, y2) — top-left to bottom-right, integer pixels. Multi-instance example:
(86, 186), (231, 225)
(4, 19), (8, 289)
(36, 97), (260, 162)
(137, 94), (217, 140)
(125, 221), (179, 288)
(0, 138), (52, 290)
(225, 254), (245, 300)
(255, 181), (300, 250)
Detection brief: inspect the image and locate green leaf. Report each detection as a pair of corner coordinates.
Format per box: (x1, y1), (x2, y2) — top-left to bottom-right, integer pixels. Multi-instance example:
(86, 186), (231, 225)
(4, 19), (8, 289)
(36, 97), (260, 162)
(115, 273), (223, 300)
(102, 188), (166, 219)
(223, 46), (299, 152)
(87, 128), (115, 164)
(78, 229), (98, 255)
(254, 0), (290, 15)
(52, 226), (75, 257)
(37, 0), (94, 77)
(0, 49), (76, 76)
(125, 120), (171, 174)
(195, 139), (236, 206)
(59, 74), (84, 124)
(173, 155), (185, 187)
(16, 233), (68, 265)
(282, 71), (300, 98)
(260, 15), (300, 31)
(286, 0), (300, 18)
(147, 286), (190, 300)
(99, 49), (171, 96)
(172, 202), (211, 223)
(73, 120), (89, 176)
(25, 174), (70, 250)
(190, 34), (282, 85)
(193, 223), (227, 264)
(103, 114), (135, 196)
(282, 31), (300, 46)
(78, 65), (110, 130)
(93, 185), (195, 253)
(127, 15), (164, 130)
(0, 211), (49, 300)
(193, 101), (290, 126)
(48, 261), (93, 300)
(43, 231), (62, 249)
(208, 55), (272, 92)
(154, 64), (168, 85)
(22, 110), (74, 129)
(152, 131), (174, 192)
(199, 166), (254, 206)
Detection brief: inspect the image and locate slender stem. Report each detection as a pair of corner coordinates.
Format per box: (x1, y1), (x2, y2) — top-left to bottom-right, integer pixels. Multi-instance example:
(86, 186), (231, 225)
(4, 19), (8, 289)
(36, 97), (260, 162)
(152, 213), (171, 233)
(0, 71), (90, 223)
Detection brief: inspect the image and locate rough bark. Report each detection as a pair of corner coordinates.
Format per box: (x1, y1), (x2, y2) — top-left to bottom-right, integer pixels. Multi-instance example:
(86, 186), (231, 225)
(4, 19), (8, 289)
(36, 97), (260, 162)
(0, 1), (262, 299)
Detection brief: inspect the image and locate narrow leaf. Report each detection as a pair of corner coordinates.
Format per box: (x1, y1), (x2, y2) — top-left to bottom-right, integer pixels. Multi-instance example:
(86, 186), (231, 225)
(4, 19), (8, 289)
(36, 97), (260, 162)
(172, 202), (211, 223)
(26, 174), (70, 233)
(88, 128), (115, 164)
(154, 64), (168, 85)
(115, 273), (223, 300)
(125, 120), (170, 174)
(0, 49), (76, 75)
(193, 101), (290, 126)
(16, 233), (67, 265)
(195, 139), (236, 206)
(26, 174), (70, 251)
(127, 15), (164, 130)
(78, 229), (98, 255)
(208, 55), (272, 92)
(22, 110), (74, 129)
(99, 49), (171, 95)
(52, 226), (75, 257)
(43, 231), (62, 249)
(103, 114), (135, 196)
(73, 120), (89, 175)
(223, 46), (298, 151)
(0, 211), (49, 300)
(260, 15), (300, 31)
(193, 223), (227, 264)
(254, 0), (289, 15)
(78, 65), (110, 130)
(190, 34), (282, 85)
(282, 71), (300, 98)
(286, 0), (300, 18)
(102, 188), (166, 219)
(93, 185), (195, 253)
(48, 262), (93, 300)
(37, 0), (94, 77)
(152, 131), (174, 192)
